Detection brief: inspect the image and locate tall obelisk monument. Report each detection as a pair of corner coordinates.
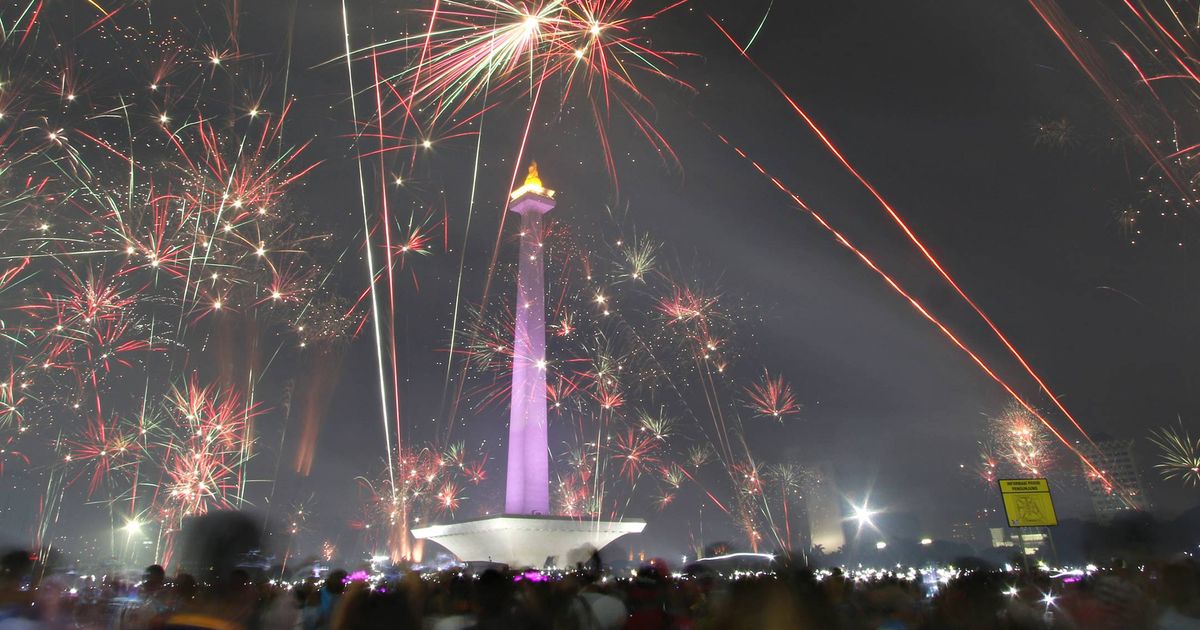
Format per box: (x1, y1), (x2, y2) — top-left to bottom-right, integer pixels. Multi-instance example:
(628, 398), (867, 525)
(505, 162), (554, 515)
(413, 163), (643, 567)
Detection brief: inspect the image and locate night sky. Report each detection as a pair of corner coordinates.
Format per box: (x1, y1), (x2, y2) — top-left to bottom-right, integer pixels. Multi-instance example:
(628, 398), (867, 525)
(2, 0), (1197, 562)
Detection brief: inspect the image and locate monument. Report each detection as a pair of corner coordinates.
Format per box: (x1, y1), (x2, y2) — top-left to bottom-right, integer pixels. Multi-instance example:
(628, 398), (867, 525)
(414, 163), (644, 567)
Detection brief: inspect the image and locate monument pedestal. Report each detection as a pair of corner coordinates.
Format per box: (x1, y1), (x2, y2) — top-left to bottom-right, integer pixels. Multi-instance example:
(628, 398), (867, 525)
(413, 514), (645, 568)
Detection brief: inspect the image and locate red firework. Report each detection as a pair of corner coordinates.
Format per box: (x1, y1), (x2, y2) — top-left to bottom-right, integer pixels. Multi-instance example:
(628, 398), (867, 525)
(657, 286), (717, 323)
(613, 430), (660, 482)
(0, 434), (29, 476)
(743, 370), (802, 421)
(65, 414), (141, 496)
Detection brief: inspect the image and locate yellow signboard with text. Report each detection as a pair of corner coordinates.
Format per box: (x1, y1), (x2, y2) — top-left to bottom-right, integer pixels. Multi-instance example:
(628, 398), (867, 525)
(998, 478), (1057, 527)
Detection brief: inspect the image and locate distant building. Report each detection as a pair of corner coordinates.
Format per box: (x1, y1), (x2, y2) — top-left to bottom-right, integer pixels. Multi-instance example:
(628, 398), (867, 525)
(989, 527), (1048, 556)
(1077, 439), (1150, 521)
(801, 462), (845, 553)
(949, 521), (978, 548)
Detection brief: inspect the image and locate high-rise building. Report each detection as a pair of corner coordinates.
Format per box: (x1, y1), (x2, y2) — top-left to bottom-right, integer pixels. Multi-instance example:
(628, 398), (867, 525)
(801, 462), (845, 553)
(951, 507), (1003, 551)
(1077, 438), (1150, 521)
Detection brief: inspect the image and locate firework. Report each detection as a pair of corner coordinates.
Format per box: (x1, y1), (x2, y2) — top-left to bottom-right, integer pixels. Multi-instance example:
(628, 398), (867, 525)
(612, 430), (661, 482)
(637, 409), (676, 441)
(986, 402), (1056, 478)
(65, 414), (141, 496)
(743, 369), (801, 421)
(0, 4), (351, 561)
(355, 0), (695, 186)
(617, 234), (659, 283)
(1149, 422), (1200, 487)
(353, 442), (491, 560)
(0, 433), (29, 477)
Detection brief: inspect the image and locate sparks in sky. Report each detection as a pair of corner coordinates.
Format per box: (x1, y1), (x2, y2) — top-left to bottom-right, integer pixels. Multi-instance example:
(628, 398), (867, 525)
(1149, 422), (1200, 487)
(744, 369), (802, 421)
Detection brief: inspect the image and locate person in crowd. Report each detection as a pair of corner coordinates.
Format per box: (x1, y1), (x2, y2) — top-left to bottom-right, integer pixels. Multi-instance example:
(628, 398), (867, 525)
(568, 571), (627, 630)
(115, 565), (172, 629)
(0, 551), (35, 630)
(309, 570), (345, 630)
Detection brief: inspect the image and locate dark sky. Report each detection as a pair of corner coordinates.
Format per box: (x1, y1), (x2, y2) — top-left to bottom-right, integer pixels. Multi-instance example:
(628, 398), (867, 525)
(5, 0), (1199, 561)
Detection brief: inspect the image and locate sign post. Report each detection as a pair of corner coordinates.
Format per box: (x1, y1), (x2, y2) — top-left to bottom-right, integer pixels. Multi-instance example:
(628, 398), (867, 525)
(998, 479), (1057, 570)
(998, 479), (1058, 527)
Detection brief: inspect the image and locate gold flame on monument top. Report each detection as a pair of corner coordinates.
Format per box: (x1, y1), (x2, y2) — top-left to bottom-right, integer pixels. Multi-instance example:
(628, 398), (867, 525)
(510, 161), (555, 199)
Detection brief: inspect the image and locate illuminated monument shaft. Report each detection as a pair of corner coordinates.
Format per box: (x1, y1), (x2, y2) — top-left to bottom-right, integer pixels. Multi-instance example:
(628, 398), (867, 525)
(412, 163), (643, 567)
(505, 164), (554, 515)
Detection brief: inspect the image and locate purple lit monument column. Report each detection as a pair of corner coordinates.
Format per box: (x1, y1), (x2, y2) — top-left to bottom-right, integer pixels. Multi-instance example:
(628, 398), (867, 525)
(505, 163), (555, 515)
(411, 161), (643, 566)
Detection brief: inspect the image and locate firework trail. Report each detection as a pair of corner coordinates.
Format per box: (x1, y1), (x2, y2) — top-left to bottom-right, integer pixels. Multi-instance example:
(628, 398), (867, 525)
(707, 16), (1137, 502)
(340, 0), (400, 543)
(708, 129), (1126, 502)
(1025, 0), (1190, 200)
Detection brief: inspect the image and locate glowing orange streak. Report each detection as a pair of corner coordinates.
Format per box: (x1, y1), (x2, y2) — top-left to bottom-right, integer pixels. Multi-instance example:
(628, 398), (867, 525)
(714, 131), (1118, 493)
(1166, 50), (1200, 86)
(711, 16), (1105, 454)
(84, 0), (109, 17)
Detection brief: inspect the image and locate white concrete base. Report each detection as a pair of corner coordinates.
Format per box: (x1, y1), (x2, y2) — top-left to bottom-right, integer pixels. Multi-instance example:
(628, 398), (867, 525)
(413, 514), (645, 568)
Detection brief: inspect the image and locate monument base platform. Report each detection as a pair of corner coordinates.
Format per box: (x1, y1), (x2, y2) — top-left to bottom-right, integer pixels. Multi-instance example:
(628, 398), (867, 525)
(412, 514), (645, 568)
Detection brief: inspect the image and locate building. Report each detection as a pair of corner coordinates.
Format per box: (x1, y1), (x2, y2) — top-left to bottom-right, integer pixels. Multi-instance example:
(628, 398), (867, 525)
(801, 462), (845, 553)
(1077, 438), (1150, 521)
(950, 507), (1003, 551)
(989, 527), (1048, 556)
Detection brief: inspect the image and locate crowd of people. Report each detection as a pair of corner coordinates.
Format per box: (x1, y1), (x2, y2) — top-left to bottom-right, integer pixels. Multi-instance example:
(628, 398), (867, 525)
(1, 548), (1199, 629)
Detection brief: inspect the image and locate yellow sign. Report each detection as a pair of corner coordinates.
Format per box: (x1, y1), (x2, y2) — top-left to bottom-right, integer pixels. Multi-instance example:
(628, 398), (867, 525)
(998, 478), (1057, 527)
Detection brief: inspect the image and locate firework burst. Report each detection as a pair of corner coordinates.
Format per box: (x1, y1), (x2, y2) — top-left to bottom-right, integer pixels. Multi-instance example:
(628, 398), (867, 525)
(1149, 422), (1200, 487)
(985, 402), (1056, 478)
(0, 4), (352, 560)
(743, 369), (801, 421)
